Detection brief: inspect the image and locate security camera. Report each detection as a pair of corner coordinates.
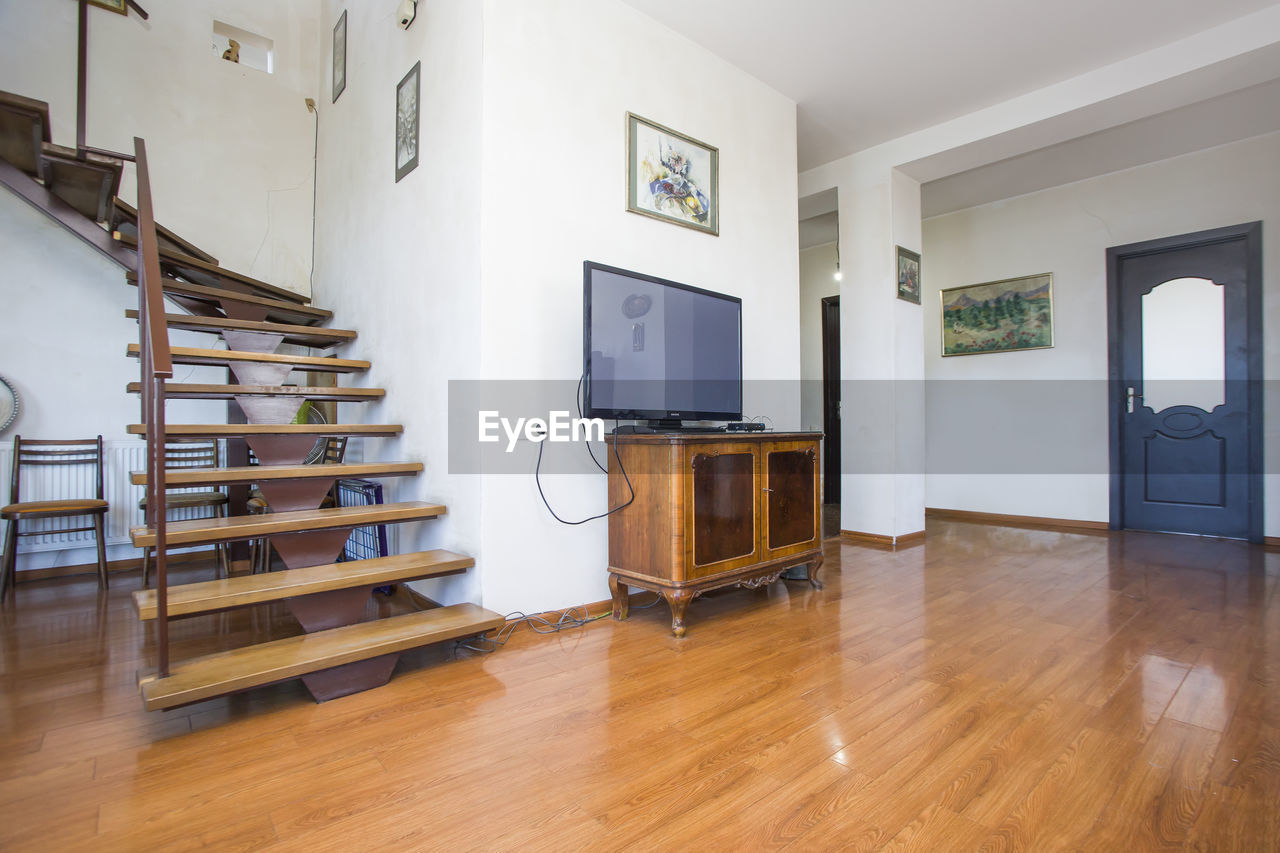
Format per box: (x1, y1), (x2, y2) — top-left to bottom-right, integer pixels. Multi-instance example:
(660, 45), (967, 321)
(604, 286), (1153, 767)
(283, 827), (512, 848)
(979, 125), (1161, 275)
(396, 0), (417, 30)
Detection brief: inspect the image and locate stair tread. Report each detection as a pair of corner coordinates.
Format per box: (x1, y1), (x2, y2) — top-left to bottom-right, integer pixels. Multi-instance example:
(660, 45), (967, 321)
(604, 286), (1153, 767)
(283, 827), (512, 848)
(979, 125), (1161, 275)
(129, 461), (423, 487)
(125, 274), (332, 324)
(40, 142), (122, 222)
(126, 344), (371, 373)
(112, 198), (219, 264)
(0, 89), (51, 177)
(133, 549), (474, 620)
(115, 231), (310, 305)
(127, 424), (404, 437)
(138, 603), (504, 710)
(126, 382), (384, 401)
(125, 309), (356, 345)
(130, 500), (446, 547)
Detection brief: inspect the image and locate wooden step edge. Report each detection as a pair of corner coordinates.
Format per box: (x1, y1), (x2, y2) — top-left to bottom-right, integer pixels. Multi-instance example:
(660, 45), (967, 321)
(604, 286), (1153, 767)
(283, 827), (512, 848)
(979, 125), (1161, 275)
(126, 424), (404, 437)
(125, 344), (371, 372)
(130, 501), (447, 548)
(125, 382), (385, 400)
(112, 198), (219, 264)
(128, 461), (423, 487)
(124, 309), (357, 341)
(124, 273), (333, 321)
(114, 231), (312, 306)
(138, 603), (505, 710)
(132, 550), (474, 620)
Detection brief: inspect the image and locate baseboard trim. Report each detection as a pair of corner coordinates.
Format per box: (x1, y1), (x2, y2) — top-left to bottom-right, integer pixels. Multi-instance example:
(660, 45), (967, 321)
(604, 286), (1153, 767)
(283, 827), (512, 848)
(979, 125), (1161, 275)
(926, 507), (1109, 534)
(14, 547), (218, 583)
(840, 529), (926, 550)
(1266, 536), (1280, 551)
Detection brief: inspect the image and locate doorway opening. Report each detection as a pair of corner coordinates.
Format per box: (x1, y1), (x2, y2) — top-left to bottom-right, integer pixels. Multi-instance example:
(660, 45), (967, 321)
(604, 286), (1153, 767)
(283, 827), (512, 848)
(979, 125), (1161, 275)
(798, 188), (840, 538)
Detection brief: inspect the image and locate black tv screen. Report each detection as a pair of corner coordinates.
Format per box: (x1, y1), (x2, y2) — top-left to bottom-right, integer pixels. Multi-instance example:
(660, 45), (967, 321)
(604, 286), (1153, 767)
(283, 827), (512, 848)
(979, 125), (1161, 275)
(584, 261), (742, 423)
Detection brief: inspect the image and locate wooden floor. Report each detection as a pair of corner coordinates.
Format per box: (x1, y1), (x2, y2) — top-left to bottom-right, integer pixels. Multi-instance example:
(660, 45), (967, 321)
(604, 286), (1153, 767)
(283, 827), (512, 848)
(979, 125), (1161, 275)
(1, 521), (1277, 850)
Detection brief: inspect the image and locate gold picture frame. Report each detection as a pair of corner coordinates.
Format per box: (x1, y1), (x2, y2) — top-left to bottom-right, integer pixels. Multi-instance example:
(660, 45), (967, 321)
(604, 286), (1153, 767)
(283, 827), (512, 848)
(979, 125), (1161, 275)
(88, 0), (128, 15)
(941, 273), (1054, 356)
(626, 112), (718, 235)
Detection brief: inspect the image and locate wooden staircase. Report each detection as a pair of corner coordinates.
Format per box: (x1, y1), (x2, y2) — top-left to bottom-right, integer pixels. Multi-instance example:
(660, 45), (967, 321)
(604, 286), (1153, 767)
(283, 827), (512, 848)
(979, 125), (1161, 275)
(0, 88), (503, 711)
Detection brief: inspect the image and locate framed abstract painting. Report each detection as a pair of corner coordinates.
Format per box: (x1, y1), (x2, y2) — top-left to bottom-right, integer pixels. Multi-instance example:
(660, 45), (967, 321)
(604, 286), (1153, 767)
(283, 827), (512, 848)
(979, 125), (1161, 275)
(332, 10), (347, 104)
(626, 113), (718, 235)
(395, 61), (420, 183)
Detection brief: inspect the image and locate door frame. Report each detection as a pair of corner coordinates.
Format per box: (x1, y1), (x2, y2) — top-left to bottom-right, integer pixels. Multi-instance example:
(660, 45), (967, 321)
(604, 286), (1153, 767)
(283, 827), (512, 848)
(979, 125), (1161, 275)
(1105, 221), (1264, 542)
(820, 295), (840, 504)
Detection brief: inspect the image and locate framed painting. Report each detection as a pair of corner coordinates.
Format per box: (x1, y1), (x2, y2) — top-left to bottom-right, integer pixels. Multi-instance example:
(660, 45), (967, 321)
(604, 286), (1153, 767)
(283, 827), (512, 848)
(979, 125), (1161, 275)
(941, 273), (1054, 356)
(332, 10), (347, 104)
(88, 0), (127, 15)
(896, 245), (920, 304)
(395, 61), (420, 183)
(626, 112), (718, 235)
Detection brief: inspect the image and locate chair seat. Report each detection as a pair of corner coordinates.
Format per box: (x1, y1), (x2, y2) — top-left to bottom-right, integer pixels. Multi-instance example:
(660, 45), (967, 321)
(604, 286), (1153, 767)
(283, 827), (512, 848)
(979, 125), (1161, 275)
(1, 499), (109, 519)
(138, 492), (228, 510)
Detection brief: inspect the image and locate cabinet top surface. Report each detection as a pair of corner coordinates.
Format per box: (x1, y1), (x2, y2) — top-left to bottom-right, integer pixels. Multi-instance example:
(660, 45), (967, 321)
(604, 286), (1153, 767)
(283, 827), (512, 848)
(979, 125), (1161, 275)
(608, 431), (822, 444)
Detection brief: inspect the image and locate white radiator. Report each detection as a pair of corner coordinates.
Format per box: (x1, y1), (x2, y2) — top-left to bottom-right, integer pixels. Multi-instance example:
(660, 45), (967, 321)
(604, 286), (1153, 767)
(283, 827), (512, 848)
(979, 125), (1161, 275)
(0, 440), (220, 552)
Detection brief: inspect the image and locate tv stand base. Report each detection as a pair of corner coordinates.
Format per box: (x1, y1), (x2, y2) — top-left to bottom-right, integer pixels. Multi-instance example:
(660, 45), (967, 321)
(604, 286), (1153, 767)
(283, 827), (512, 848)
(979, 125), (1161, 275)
(609, 551), (823, 638)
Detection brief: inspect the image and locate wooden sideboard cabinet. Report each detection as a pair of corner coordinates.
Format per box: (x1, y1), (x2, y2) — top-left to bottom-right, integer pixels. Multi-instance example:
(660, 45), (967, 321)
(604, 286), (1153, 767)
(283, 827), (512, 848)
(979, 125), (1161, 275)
(606, 432), (824, 637)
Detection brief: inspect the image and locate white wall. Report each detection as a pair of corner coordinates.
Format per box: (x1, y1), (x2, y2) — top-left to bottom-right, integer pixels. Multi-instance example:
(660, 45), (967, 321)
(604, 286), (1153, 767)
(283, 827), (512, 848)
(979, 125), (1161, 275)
(475, 0), (800, 613)
(0, 193), (228, 571)
(799, 242), (838, 431)
(923, 131), (1279, 537)
(310, 0), (485, 606)
(0, 0), (319, 295)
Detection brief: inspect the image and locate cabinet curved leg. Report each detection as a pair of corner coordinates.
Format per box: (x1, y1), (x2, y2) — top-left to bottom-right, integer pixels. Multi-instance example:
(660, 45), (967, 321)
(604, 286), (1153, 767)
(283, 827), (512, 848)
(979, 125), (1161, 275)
(664, 589), (695, 638)
(609, 574), (629, 620)
(807, 555), (825, 589)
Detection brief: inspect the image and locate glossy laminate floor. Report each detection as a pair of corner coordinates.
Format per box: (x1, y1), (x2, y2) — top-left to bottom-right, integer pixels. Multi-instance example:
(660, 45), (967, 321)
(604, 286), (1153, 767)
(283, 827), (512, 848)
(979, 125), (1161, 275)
(1, 521), (1277, 851)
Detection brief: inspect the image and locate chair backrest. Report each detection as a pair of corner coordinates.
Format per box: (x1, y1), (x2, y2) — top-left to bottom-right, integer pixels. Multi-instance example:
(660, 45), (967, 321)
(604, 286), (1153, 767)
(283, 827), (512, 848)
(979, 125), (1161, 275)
(9, 435), (105, 504)
(321, 437), (348, 464)
(163, 439), (218, 469)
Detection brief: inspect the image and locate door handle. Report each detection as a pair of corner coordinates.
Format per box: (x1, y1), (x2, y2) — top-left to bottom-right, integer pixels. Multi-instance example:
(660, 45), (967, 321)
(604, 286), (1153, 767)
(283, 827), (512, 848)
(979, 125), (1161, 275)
(1126, 386), (1141, 414)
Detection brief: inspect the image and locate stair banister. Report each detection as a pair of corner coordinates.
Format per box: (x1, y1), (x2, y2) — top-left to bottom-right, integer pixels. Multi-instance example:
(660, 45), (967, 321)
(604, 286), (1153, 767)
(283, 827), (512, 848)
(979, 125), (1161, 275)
(133, 136), (172, 676)
(75, 0), (149, 163)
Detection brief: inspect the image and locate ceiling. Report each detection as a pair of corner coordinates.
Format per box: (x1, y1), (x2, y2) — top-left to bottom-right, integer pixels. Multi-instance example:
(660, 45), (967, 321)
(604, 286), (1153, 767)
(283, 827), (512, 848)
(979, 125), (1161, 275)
(619, 0), (1280, 171)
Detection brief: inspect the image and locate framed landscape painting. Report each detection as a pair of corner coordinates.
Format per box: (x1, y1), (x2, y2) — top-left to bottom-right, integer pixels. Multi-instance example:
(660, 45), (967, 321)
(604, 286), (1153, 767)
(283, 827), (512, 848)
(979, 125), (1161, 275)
(941, 273), (1054, 356)
(626, 113), (718, 235)
(896, 245), (920, 304)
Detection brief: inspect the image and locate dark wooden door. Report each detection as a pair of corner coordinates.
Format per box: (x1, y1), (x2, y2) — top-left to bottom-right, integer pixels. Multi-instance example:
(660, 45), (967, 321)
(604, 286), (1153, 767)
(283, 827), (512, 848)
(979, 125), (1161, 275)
(821, 296), (840, 504)
(1107, 222), (1263, 542)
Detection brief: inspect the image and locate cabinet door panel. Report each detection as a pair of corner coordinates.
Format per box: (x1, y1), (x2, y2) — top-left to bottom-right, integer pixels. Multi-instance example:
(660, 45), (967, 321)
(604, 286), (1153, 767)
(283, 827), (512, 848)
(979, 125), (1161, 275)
(763, 440), (820, 560)
(686, 445), (759, 579)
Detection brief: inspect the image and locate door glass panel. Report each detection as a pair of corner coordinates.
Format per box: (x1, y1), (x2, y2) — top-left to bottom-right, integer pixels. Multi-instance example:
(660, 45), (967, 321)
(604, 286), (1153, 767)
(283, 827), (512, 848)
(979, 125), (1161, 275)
(692, 452), (754, 566)
(1141, 277), (1224, 413)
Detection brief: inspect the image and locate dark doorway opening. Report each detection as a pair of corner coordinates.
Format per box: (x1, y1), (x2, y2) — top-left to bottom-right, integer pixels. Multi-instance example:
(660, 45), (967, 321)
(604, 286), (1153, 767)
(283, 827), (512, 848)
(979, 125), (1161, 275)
(821, 295), (840, 511)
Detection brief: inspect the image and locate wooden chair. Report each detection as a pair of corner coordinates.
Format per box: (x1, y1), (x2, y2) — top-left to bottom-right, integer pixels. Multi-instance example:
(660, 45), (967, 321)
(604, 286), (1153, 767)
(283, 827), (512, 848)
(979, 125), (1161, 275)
(1, 436), (109, 600)
(140, 439), (229, 586)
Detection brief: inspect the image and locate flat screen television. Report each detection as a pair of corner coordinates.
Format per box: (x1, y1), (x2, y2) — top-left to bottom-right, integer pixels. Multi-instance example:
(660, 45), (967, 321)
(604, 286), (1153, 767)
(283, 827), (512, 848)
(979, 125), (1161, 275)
(583, 261), (742, 428)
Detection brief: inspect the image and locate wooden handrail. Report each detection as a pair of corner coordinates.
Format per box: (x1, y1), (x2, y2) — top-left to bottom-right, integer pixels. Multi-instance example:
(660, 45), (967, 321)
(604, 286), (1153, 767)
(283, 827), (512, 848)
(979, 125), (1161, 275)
(133, 139), (171, 379)
(134, 136), (171, 677)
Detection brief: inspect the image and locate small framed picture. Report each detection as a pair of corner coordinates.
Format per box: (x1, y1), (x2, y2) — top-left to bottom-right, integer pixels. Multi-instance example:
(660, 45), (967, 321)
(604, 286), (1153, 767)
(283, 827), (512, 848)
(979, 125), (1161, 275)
(626, 113), (718, 236)
(332, 10), (347, 104)
(88, 0), (127, 14)
(896, 245), (921, 304)
(395, 61), (420, 183)
(941, 273), (1054, 356)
